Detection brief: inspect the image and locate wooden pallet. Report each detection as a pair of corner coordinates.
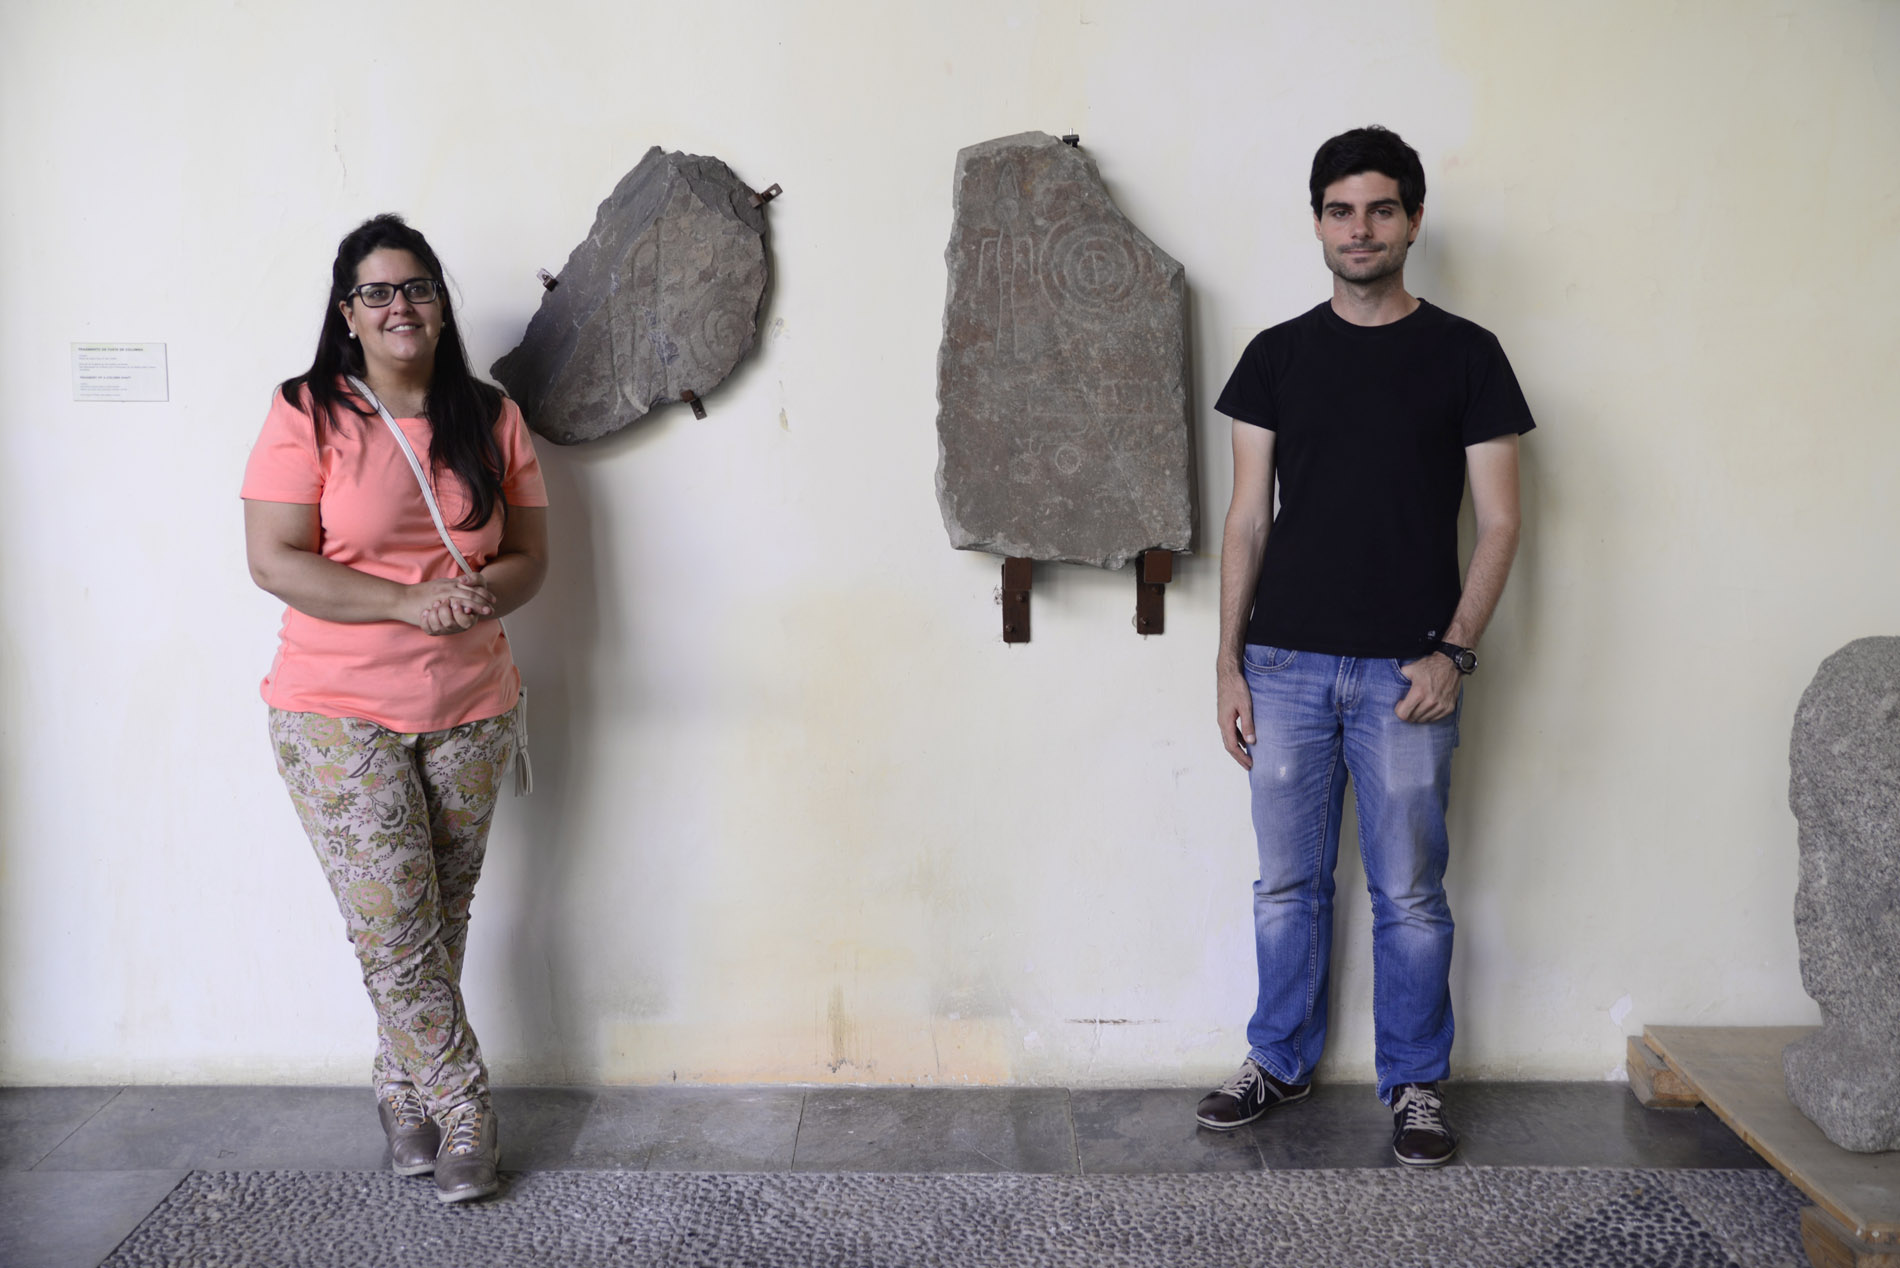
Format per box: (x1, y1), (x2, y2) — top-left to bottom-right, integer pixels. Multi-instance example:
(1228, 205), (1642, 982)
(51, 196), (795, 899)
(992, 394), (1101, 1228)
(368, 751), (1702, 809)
(1630, 1025), (1900, 1267)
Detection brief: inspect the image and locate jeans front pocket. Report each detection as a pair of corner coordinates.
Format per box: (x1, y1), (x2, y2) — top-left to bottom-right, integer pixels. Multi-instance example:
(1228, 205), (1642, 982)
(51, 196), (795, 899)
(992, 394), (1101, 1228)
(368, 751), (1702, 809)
(1243, 644), (1298, 674)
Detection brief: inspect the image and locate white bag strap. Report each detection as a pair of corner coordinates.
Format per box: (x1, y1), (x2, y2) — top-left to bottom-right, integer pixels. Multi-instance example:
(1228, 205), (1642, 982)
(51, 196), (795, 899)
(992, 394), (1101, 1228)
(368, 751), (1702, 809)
(348, 375), (533, 795)
(348, 375), (478, 581)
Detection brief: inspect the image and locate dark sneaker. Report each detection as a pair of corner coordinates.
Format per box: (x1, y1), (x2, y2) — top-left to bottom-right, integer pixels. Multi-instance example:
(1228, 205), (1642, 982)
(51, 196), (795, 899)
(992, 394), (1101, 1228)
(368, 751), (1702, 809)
(376, 1083), (438, 1177)
(1391, 1082), (1458, 1166)
(1195, 1058), (1311, 1130)
(434, 1101), (501, 1204)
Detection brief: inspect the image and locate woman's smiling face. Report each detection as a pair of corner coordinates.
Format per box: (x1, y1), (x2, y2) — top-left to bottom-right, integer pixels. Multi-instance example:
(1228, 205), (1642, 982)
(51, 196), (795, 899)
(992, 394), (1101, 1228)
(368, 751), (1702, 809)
(339, 248), (444, 381)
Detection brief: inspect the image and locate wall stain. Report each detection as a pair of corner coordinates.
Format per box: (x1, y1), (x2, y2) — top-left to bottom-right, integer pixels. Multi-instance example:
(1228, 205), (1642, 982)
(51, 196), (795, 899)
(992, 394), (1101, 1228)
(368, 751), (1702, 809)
(827, 983), (857, 1073)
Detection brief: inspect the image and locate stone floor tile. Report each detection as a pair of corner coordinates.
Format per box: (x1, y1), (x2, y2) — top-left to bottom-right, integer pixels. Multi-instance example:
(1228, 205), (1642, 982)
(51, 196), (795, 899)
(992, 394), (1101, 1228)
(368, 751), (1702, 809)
(1250, 1085), (1412, 1170)
(1450, 1083), (1770, 1169)
(0, 1087), (123, 1170)
(491, 1086), (599, 1170)
(794, 1088), (1076, 1174)
(1616, 1103), (1774, 1169)
(31, 1087), (385, 1172)
(0, 1169), (187, 1268)
(1071, 1088), (1264, 1174)
(565, 1087), (806, 1172)
(2, 1081), (1781, 1185)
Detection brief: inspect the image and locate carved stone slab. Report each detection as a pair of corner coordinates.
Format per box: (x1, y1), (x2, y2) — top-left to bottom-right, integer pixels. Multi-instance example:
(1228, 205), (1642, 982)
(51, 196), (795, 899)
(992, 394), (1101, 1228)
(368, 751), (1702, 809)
(1783, 636), (1900, 1152)
(493, 148), (768, 444)
(934, 132), (1193, 569)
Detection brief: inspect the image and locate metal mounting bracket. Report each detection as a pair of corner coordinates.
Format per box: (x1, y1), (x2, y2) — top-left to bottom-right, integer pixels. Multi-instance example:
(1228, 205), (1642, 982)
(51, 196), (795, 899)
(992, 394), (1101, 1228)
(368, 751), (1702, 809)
(1135, 549), (1172, 635)
(1002, 557), (1033, 643)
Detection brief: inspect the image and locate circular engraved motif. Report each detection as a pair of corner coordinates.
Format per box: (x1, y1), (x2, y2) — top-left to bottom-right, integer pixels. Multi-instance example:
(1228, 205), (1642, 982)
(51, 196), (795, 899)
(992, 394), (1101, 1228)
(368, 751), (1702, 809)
(684, 292), (757, 369)
(1042, 219), (1141, 314)
(1053, 445), (1083, 475)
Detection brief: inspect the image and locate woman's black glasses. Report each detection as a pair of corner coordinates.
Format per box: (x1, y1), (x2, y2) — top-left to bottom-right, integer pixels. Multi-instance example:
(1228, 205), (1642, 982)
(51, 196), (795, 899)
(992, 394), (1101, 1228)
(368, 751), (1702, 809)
(347, 278), (443, 307)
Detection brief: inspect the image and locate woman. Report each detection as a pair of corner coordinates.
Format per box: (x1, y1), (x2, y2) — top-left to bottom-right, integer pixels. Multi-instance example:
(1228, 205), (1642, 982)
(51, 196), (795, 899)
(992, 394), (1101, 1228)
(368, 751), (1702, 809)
(242, 214), (547, 1204)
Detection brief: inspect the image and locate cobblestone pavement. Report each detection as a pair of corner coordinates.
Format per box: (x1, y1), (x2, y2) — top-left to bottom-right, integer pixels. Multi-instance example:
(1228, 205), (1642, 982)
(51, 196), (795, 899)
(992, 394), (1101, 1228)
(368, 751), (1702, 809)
(103, 1167), (1805, 1268)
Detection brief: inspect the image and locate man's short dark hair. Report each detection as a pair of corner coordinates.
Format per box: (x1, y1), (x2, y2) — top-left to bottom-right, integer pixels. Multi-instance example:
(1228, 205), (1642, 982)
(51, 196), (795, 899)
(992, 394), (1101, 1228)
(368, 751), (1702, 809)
(1309, 126), (1426, 218)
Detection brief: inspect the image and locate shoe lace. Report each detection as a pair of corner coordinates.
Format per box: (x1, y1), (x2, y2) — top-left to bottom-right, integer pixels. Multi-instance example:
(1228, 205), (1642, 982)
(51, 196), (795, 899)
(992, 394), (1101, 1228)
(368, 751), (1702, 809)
(381, 1084), (428, 1132)
(1395, 1084), (1447, 1134)
(442, 1104), (486, 1156)
(1217, 1061), (1263, 1099)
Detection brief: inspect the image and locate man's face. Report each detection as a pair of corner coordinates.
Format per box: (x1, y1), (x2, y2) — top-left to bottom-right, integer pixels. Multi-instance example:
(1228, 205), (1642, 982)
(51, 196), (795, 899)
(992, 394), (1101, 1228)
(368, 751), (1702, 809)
(1313, 171), (1422, 285)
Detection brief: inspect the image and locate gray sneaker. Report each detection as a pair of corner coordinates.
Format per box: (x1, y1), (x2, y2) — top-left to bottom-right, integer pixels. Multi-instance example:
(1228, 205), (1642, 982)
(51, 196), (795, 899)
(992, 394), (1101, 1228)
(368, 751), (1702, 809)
(434, 1101), (501, 1204)
(376, 1083), (438, 1177)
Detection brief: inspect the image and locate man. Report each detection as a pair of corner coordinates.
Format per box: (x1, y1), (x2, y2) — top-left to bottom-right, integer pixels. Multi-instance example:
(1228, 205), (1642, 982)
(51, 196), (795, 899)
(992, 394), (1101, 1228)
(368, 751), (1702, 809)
(1197, 126), (1534, 1166)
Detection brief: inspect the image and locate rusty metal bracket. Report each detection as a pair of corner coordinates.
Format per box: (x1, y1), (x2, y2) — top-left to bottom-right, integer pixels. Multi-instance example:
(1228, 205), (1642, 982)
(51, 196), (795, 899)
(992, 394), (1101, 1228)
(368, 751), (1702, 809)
(748, 183), (783, 208)
(679, 388), (707, 420)
(1002, 557), (1033, 643)
(537, 269), (558, 291)
(1135, 549), (1172, 636)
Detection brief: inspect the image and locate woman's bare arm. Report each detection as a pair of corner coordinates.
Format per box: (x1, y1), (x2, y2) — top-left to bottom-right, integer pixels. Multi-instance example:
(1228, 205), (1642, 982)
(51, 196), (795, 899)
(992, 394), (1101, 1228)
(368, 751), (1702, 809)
(243, 499), (491, 630)
(475, 504), (547, 620)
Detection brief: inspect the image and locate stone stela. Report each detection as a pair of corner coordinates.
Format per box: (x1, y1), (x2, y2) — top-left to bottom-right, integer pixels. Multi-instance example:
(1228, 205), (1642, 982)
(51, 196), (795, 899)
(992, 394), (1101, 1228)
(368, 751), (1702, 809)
(493, 148), (775, 445)
(934, 132), (1194, 643)
(1784, 635), (1900, 1154)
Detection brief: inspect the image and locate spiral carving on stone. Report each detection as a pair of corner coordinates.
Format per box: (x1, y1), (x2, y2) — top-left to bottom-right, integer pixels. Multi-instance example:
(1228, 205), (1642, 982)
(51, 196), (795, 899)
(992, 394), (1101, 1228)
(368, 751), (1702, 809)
(684, 291), (755, 371)
(1041, 219), (1141, 315)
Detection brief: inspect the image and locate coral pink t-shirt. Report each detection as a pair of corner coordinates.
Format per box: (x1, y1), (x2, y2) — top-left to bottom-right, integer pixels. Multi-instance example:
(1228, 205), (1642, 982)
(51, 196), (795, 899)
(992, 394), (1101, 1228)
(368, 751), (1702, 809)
(241, 386), (548, 733)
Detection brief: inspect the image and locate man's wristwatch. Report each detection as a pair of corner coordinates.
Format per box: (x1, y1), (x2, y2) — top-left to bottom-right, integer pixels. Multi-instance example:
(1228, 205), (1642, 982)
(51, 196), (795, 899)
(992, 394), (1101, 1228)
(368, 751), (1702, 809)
(1434, 640), (1478, 675)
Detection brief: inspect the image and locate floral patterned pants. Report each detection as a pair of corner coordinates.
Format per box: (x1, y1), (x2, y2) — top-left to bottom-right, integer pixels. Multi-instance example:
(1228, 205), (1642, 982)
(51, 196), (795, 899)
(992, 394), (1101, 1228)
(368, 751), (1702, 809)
(269, 703), (517, 1119)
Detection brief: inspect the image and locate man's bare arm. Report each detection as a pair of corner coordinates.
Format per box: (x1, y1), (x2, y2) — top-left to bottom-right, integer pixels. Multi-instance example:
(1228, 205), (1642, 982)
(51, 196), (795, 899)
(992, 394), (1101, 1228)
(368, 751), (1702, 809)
(1442, 434), (1522, 647)
(1217, 422), (1276, 769)
(1394, 433), (1522, 722)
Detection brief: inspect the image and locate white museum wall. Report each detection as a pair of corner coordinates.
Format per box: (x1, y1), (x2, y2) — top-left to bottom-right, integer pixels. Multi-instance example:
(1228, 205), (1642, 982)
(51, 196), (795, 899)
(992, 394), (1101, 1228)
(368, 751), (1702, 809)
(1, 0), (1894, 1087)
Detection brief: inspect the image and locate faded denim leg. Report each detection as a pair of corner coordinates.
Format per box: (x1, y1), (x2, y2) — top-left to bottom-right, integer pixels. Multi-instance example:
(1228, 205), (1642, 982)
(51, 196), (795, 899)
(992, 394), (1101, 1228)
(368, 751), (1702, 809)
(1242, 645), (1349, 1086)
(1346, 658), (1460, 1103)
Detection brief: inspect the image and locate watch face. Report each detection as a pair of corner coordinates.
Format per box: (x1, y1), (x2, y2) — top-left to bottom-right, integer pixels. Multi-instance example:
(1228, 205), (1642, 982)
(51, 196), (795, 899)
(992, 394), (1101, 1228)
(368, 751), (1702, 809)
(1456, 650), (1478, 673)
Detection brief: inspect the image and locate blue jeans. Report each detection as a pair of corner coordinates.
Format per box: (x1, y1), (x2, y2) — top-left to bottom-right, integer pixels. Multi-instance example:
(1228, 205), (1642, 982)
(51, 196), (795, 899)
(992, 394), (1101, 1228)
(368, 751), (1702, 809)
(1241, 644), (1460, 1103)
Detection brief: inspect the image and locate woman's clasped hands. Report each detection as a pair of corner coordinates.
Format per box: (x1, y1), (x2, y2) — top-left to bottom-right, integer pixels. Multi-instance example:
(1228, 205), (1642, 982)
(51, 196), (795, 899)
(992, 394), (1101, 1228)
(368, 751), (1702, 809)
(406, 576), (496, 636)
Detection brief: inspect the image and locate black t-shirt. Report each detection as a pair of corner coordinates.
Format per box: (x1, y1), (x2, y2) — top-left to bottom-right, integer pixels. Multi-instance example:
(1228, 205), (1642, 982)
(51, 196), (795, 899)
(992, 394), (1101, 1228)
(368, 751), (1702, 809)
(1215, 299), (1535, 659)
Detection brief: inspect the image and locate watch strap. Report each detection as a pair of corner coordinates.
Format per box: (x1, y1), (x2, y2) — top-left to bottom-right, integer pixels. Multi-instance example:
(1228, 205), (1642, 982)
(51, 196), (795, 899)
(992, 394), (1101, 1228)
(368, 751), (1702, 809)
(1434, 640), (1478, 674)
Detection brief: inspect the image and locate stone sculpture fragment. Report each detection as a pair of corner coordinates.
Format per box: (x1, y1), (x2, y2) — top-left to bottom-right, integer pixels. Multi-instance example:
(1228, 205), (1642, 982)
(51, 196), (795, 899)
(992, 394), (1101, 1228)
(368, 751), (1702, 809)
(493, 148), (770, 444)
(934, 132), (1193, 569)
(1783, 635), (1900, 1152)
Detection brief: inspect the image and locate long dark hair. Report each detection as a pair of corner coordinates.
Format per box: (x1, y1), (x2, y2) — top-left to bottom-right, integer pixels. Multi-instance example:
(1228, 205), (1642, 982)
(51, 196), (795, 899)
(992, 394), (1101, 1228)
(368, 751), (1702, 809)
(281, 214), (506, 532)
